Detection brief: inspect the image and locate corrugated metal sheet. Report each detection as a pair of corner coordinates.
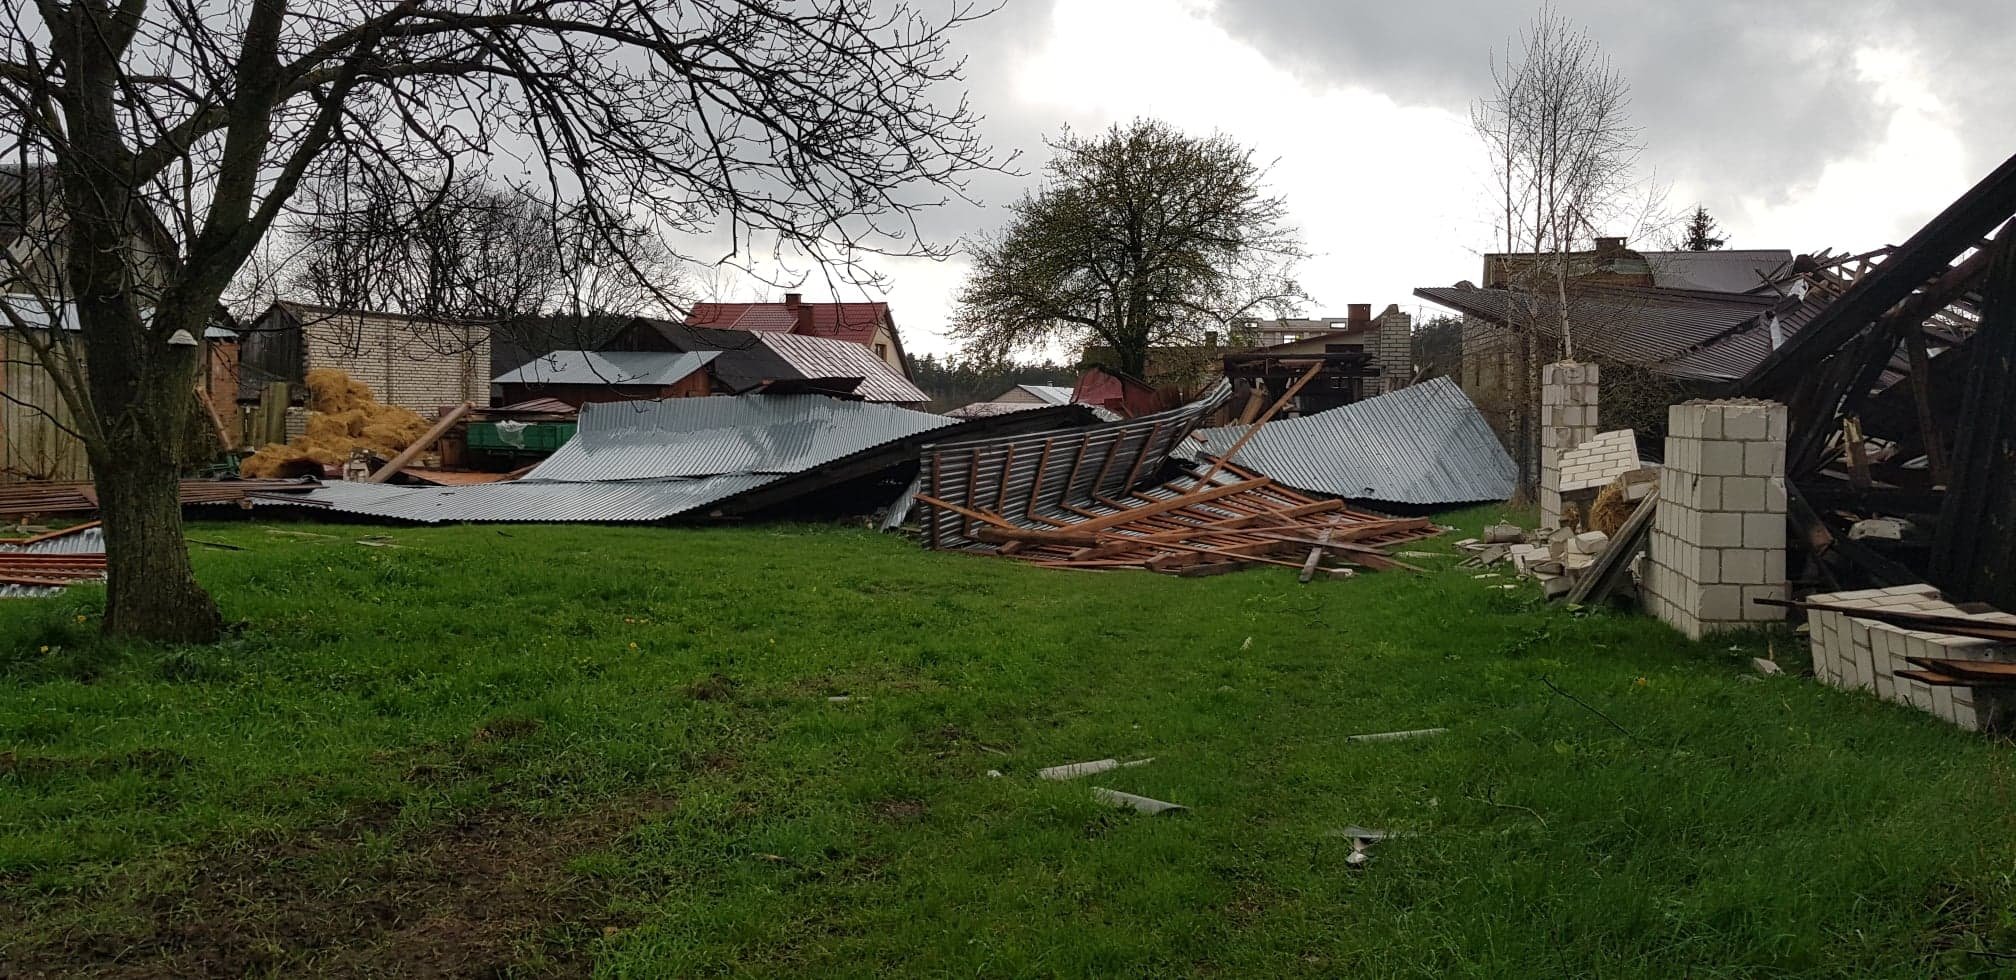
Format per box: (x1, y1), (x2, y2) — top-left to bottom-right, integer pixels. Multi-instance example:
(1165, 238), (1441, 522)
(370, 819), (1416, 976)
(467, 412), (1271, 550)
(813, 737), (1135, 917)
(251, 393), (994, 525)
(527, 394), (953, 482)
(490, 349), (717, 387)
(0, 525), (102, 598)
(1640, 250), (1795, 293)
(1020, 384), (1074, 405)
(920, 382), (1231, 549)
(754, 332), (930, 404)
(277, 474), (780, 524)
(1181, 378), (1515, 506)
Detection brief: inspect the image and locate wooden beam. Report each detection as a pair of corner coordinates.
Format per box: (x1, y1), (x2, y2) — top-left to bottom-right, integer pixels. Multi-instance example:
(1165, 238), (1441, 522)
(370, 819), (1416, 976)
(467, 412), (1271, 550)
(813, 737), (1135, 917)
(1198, 361), (1323, 484)
(366, 402), (473, 484)
(916, 493), (1022, 532)
(1299, 525), (1334, 584)
(1900, 324), (1952, 485)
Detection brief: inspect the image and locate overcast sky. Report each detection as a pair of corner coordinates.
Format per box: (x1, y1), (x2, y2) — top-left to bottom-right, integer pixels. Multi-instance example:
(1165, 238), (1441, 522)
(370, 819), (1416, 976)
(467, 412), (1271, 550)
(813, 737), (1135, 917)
(794, 0), (2016, 359)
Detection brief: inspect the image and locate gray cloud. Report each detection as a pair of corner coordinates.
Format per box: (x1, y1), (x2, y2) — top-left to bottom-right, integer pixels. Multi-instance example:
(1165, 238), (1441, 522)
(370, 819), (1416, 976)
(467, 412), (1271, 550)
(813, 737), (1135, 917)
(1205, 0), (2013, 212)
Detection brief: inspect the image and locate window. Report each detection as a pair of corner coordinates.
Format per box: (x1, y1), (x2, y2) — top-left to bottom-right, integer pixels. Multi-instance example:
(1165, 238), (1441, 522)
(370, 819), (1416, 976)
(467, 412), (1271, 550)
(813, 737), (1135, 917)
(875, 343), (888, 358)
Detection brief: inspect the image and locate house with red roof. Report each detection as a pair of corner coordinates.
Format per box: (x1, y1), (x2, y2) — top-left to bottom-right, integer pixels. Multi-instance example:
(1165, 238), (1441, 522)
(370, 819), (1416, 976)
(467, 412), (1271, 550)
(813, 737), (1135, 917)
(682, 293), (912, 379)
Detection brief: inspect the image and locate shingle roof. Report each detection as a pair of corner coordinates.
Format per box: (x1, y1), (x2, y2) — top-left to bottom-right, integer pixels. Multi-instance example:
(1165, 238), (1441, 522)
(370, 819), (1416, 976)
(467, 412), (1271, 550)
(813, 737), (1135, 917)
(1180, 378), (1515, 506)
(491, 349), (717, 388)
(1413, 283), (1798, 381)
(1639, 250), (1796, 293)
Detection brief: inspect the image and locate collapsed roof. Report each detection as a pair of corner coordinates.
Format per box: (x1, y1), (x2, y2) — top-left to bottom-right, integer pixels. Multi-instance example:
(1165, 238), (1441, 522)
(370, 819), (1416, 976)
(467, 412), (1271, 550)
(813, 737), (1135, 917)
(264, 394), (1095, 524)
(1180, 378), (1516, 506)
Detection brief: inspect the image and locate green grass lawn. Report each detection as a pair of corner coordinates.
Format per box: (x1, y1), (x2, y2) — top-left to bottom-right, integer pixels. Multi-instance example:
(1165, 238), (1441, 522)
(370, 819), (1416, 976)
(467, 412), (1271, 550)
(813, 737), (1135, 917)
(4, 509), (2015, 977)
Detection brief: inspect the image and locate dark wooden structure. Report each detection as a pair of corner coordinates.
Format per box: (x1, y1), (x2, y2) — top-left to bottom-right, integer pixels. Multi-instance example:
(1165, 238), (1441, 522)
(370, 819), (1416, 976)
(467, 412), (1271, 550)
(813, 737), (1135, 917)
(1733, 151), (2016, 608)
(1220, 349), (1378, 416)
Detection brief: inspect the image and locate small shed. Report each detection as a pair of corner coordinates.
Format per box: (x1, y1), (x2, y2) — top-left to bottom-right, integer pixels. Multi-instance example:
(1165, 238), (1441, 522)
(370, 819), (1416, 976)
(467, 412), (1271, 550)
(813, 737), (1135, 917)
(239, 301), (490, 415)
(1072, 366), (1165, 418)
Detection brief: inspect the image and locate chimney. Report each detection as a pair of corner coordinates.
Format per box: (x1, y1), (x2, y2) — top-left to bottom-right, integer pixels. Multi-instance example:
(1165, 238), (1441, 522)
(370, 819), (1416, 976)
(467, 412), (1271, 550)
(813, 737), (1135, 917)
(1347, 303), (1371, 330)
(1594, 236), (1626, 255)
(783, 292), (802, 307)
(1204, 330), (1219, 348)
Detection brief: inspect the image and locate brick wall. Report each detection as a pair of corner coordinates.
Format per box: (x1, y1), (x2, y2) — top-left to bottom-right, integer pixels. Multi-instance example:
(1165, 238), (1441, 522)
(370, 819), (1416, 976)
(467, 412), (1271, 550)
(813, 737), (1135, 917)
(1642, 399), (1787, 639)
(1539, 361), (1599, 528)
(1806, 585), (2016, 732)
(300, 310), (490, 413)
(1373, 305), (1413, 393)
(1558, 429), (1637, 493)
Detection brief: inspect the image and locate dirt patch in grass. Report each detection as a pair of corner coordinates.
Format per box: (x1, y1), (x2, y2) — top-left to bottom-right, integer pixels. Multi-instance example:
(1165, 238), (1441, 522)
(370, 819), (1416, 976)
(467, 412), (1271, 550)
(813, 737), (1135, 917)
(684, 673), (738, 702)
(872, 799), (927, 824)
(472, 714), (543, 743)
(8, 795), (670, 979)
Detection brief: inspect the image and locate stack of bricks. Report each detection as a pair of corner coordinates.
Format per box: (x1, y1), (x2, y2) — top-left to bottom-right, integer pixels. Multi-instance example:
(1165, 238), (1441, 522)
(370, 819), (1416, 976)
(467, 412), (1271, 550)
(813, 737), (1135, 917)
(1641, 399), (1788, 640)
(1373, 304), (1415, 394)
(1558, 429), (1639, 494)
(1539, 361), (1599, 529)
(1807, 585), (2016, 732)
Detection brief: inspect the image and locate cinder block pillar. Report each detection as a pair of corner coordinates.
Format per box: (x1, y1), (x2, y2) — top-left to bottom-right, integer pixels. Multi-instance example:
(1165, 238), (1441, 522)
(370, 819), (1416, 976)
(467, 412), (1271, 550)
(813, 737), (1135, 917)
(1642, 399), (1789, 639)
(1374, 305), (1414, 393)
(1540, 361), (1599, 528)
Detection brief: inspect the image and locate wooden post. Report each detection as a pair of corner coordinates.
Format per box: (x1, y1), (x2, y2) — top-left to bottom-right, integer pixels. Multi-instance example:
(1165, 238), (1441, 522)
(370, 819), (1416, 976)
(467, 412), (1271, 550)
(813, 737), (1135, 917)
(1199, 361), (1323, 484)
(366, 401), (473, 483)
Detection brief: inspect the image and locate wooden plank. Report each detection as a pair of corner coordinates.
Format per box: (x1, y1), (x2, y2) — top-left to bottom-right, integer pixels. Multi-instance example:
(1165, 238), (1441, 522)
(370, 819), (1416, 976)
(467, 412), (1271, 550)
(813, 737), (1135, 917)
(1198, 361), (1323, 484)
(1900, 325), (1951, 485)
(916, 493), (1022, 532)
(19, 520), (101, 546)
(366, 401), (473, 484)
(1904, 657), (2016, 683)
(1299, 525), (1334, 584)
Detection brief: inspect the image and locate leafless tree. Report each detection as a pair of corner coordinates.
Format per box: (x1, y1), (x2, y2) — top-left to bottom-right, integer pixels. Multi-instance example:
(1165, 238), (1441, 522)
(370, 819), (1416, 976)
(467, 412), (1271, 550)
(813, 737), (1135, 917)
(951, 119), (1306, 379)
(1472, 4), (1649, 500)
(0, 0), (996, 642)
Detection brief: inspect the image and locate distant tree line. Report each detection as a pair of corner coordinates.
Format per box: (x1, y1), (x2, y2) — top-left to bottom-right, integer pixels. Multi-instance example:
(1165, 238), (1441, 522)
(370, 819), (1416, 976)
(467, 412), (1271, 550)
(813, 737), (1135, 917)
(906, 353), (1080, 413)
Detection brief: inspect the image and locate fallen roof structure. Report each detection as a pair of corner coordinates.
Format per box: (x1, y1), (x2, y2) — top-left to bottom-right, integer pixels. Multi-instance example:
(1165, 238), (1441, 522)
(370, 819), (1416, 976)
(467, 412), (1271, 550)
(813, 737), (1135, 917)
(1179, 378), (1516, 507)
(1724, 151), (2016, 608)
(257, 395), (1096, 524)
(1414, 282), (1805, 384)
(912, 382), (1442, 575)
(0, 523), (105, 598)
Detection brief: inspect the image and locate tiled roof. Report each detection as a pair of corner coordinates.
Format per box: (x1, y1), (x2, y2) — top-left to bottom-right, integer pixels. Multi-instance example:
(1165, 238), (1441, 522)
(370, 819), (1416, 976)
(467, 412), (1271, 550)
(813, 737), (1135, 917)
(685, 300), (891, 347)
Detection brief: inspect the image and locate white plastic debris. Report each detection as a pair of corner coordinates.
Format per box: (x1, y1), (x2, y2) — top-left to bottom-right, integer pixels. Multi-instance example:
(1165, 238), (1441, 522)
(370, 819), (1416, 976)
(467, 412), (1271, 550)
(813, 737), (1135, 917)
(1038, 757), (1153, 781)
(1751, 657), (1784, 676)
(986, 769), (1003, 778)
(1346, 727), (1447, 744)
(1092, 788), (1187, 815)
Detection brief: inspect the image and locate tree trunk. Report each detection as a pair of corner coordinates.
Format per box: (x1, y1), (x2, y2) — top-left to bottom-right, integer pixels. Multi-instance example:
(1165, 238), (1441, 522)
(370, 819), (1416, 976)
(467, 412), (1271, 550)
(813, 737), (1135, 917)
(94, 446), (222, 642)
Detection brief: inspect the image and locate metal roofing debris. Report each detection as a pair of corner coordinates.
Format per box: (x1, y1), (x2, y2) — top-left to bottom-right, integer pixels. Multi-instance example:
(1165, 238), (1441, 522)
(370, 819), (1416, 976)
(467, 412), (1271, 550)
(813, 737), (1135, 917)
(491, 349), (718, 388)
(1, 525), (104, 598)
(1019, 384), (1074, 405)
(270, 473), (780, 524)
(258, 396), (1098, 525)
(527, 395), (953, 483)
(1181, 378), (1515, 506)
(920, 383), (1231, 550)
(753, 332), (930, 404)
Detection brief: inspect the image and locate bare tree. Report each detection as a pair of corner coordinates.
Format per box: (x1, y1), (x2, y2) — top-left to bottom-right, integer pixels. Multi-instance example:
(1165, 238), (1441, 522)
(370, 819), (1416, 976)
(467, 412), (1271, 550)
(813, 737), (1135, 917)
(1472, 4), (1647, 500)
(951, 119), (1306, 379)
(0, 0), (995, 642)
